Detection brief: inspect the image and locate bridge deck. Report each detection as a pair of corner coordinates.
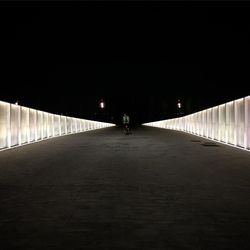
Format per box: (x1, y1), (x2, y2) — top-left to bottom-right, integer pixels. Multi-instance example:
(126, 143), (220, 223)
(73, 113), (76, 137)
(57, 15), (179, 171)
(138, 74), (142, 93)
(0, 126), (250, 249)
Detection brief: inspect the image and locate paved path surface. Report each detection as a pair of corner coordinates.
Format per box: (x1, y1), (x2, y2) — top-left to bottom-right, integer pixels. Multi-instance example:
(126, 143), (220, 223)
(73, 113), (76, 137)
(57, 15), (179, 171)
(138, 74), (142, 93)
(0, 126), (250, 249)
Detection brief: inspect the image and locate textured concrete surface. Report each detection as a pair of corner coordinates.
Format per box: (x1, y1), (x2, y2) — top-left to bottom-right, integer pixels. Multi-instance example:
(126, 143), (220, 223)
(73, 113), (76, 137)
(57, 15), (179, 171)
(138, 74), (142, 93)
(0, 126), (250, 249)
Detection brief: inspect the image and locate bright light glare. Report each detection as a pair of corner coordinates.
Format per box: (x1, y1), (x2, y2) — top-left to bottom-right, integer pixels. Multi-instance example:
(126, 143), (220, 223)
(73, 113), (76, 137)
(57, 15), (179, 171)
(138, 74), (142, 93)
(177, 100), (181, 109)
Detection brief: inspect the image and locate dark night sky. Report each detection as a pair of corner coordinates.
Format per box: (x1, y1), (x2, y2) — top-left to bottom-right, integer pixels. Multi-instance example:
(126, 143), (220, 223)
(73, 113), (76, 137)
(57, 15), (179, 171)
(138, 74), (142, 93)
(1, 1), (250, 125)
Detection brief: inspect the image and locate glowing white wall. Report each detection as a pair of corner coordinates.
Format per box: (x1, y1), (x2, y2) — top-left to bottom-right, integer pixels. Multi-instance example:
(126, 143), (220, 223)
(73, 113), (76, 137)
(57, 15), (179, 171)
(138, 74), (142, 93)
(10, 104), (20, 146)
(61, 116), (66, 135)
(0, 101), (115, 150)
(0, 102), (9, 148)
(21, 106), (29, 144)
(37, 111), (43, 141)
(246, 97), (250, 149)
(43, 112), (48, 139)
(144, 96), (250, 151)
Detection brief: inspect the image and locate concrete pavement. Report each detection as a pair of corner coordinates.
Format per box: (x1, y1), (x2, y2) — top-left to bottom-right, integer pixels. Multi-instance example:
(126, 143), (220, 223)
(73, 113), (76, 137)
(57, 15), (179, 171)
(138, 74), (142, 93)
(0, 126), (250, 249)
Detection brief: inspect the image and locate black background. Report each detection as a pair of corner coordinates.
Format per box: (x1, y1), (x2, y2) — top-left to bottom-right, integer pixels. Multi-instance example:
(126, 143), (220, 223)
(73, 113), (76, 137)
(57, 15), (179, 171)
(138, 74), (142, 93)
(1, 1), (250, 125)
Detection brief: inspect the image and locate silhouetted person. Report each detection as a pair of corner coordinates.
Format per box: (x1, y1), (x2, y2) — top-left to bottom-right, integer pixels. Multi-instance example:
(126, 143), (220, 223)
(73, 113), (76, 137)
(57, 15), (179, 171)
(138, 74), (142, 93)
(122, 113), (130, 134)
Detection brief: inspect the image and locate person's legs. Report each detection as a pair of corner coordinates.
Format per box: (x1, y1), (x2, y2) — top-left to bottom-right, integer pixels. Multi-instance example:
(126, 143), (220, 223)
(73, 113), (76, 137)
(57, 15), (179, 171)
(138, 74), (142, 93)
(123, 123), (129, 134)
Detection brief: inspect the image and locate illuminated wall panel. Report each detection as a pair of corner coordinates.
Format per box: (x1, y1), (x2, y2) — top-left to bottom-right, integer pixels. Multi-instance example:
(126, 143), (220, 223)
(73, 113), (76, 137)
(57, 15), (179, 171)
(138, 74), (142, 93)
(207, 109), (212, 139)
(76, 119), (80, 132)
(246, 96), (250, 149)
(226, 101), (235, 145)
(43, 112), (48, 139)
(85, 121), (89, 130)
(87, 121), (91, 130)
(29, 109), (36, 142)
(72, 118), (77, 133)
(177, 118), (181, 130)
(196, 112), (201, 135)
(190, 115), (194, 133)
(186, 116), (190, 133)
(235, 99), (244, 147)
(219, 104), (226, 142)
(66, 117), (72, 133)
(202, 111), (207, 137)
(188, 116), (191, 131)
(21, 106), (29, 144)
(47, 114), (53, 137)
(61, 116), (66, 135)
(53, 115), (60, 136)
(212, 106), (219, 140)
(84, 120), (88, 131)
(81, 120), (85, 131)
(10, 104), (20, 146)
(194, 114), (197, 134)
(0, 102), (9, 148)
(36, 111), (43, 140)
(90, 122), (94, 130)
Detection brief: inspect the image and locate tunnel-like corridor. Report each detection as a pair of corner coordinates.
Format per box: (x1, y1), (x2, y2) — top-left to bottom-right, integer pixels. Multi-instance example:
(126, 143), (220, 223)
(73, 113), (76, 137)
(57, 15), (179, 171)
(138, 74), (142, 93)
(0, 127), (250, 249)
